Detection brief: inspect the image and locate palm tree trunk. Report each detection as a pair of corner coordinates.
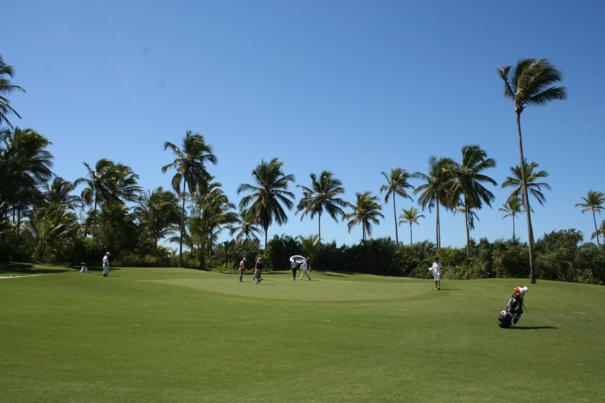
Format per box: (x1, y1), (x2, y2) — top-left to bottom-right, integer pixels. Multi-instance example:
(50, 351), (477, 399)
(436, 201), (441, 250)
(393, 196), (399, 244)
(512, 214), (516, 241)
(593, 210), (601, 245)
(362, 224), (366, 242)
(180, 181), (186, 267)
(409, 222), (413, 244)
(517, 111), (536, 284)
(93, 194), (97, 231)
(464, 206), (470, 258)
(264, 225), (268, 250)
(318, 211), (322, 245)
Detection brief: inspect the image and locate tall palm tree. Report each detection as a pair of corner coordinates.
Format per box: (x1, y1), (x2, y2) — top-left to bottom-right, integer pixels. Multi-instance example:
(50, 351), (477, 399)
(0, 56), (25, 129)
(237, 158), (295, 249)
(76, 159), (141, 231)
(448, 145), (497, 257)
(399, 207), (424, 244)
(346, 192), (383, 242)
(230, 208), (263, 242)
(162, 131), (217, 267)
(576, 191), (605, 245)
(500, 195), (524, 240)
(296, 171), (348, 244)
(380, 168), (415, 245)
(414, 157), (456, 250)
(134, 187), (180, 250)
(498, 58), (566, 283)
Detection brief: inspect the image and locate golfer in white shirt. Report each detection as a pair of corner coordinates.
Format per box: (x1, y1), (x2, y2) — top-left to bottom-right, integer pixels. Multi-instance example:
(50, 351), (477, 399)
(299, 257), (311, 280)
(102, 252), (110, 277)
(429, 258), (442, 290)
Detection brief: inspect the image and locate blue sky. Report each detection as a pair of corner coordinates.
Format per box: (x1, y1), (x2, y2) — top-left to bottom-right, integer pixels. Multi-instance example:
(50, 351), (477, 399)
(3, 0), (605, 247)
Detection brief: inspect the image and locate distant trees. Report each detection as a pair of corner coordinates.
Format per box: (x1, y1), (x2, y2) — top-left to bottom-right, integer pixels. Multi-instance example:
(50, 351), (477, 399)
(346, 192), (383, 242)
(498, 58), (566, 283)
(297, 171), (348, 244)
(399, 207), (424, 244)
(415, 157), (456, 251)
(134, 187), (180, 251)
(576, 191), (605, 245)
(500, 196), (523, 240)
(76, 159), (142, 232)
(238, 158), (295, 249)
(380, 168), (415, 245)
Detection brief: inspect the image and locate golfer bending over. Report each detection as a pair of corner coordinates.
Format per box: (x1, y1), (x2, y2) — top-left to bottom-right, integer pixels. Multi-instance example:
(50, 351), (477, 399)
(429, 257), (442, 290)
(299, 257), (311, 281)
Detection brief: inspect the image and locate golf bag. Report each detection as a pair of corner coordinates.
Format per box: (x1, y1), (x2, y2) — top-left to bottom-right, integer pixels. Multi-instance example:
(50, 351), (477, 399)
(498, 286), (527, 328)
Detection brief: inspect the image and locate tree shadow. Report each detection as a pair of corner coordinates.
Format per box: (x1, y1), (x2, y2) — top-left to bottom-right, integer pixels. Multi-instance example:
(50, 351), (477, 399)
(506, 326), (558, 330)
(0, 263), (70, 274)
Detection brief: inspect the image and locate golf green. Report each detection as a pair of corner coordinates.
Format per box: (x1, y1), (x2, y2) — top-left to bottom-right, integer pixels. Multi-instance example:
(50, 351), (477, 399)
(1, 267), (604, 402)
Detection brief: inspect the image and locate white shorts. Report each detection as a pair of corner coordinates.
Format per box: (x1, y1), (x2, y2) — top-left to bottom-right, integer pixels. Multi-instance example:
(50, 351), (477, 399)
(432, 271), (441, 281)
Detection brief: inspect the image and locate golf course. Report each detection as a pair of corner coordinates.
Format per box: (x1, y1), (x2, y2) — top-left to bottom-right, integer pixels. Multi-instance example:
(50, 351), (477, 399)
(1, 267), (604, 402)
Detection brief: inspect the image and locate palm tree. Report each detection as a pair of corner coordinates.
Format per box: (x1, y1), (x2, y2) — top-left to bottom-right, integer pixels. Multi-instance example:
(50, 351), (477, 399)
(380, 168), (415, 245)
(44, 177), (81, 211)
(237, 158), (295, 249)
(500, 195), (524, 240)
(448, 145), (497, 257)
(346, 192), (384, 242)
(296, 171), (348, 244)
(0, 56), (25, 129)
(576, 191), (605, 245)
(399, 207), (424, 244)
(134, 187), (180, 250)
(498, 58), (566, 283)
(502, 160), (550, 208)
(414, 157), (456, 250)
(592, 220), (605, 244)
(0, 128), (53, 235)
(189, 183), (238, 268)
(76, 159), (142, 231)
(162, 131), (217, 267)
(230, 208), (263, 242)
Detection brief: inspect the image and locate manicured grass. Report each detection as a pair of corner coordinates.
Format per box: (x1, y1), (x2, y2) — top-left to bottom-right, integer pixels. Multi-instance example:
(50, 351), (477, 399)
(1, 267), (604, 402)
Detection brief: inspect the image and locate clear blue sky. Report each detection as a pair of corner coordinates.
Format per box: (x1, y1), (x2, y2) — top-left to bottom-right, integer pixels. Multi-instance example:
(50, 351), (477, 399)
(4, 0), (605, 247)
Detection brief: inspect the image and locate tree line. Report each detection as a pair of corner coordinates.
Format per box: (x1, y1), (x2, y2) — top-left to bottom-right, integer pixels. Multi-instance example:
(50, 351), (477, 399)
(1, 55), (604, 282)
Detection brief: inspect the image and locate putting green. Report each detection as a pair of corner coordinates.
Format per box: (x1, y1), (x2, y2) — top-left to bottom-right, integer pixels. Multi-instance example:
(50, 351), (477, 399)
(144, 274), (427, 301)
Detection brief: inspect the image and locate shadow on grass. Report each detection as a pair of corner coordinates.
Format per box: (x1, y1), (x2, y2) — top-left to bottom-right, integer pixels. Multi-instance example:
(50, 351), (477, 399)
(0, 263), (70, 274)
(506, 326), (558, 330)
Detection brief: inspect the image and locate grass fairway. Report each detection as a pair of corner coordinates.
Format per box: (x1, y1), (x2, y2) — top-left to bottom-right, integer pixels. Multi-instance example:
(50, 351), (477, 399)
(1, 267), (604, 402)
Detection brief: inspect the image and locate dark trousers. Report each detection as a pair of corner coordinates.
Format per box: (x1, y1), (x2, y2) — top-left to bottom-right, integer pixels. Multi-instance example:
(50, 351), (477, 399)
(291, 268), (298, 279)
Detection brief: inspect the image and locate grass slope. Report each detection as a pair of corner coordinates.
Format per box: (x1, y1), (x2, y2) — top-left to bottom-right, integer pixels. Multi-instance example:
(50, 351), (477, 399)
(1, 267), (604, 402)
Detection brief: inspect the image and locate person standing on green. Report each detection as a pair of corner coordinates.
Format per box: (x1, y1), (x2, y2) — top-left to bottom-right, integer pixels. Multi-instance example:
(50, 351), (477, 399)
(299, 257), (311, 281)
(238, 257), (247, 282)
(102, 252), (111, 277)
(253, 257), (263, 285)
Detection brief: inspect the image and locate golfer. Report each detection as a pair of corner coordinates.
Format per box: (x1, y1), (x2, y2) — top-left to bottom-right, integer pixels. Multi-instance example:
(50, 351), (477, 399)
(429, 258), (442, 290)
(102, 252), (110, 277)
(253, 257), (263, 285)
(299, 257), (311, 281)
(238, 257), (247, 282)
(80, 261), (88, 273)
(290, 257), (299, 280)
